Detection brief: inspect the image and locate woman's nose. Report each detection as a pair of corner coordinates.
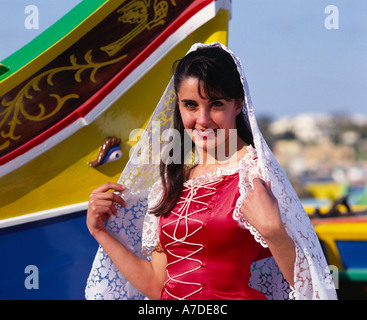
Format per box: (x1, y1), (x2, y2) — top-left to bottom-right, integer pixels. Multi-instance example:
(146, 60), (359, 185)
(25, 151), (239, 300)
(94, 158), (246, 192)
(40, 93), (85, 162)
(196, 107), (212, 127)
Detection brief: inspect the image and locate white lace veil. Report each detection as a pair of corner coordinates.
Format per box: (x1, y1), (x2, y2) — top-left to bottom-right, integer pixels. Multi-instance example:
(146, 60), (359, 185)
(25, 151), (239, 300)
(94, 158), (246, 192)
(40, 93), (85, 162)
(85, 42), (337, 300)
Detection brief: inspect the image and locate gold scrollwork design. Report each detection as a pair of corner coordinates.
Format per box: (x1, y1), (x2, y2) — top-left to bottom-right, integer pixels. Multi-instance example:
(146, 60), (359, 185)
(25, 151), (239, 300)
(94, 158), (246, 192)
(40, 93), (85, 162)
(0, 51), (127, 151)
(0, 0), (176, 153)
(101, 0), (176, 56)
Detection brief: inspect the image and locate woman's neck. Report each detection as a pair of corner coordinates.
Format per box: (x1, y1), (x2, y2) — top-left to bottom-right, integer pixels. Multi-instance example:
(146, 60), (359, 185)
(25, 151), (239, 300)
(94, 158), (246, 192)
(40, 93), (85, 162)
(190, 137), (248, 178)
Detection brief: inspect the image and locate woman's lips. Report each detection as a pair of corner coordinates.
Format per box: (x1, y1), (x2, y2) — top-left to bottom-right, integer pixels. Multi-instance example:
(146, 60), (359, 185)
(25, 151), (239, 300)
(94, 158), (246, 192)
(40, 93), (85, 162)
(195, 128), (216, 138)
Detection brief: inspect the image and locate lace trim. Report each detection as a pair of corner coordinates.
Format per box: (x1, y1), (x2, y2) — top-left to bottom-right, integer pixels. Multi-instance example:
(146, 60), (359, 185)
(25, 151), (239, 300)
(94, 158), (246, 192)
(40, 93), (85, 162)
(233, 148), (268, 248)
(249, 257), (294, 300)
(142, 181), (164, 257)
(183, 145), (255, 187)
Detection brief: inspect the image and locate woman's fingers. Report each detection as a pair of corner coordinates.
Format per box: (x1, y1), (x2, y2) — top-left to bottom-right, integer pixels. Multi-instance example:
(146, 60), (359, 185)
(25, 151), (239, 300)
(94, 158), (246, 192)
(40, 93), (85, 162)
(253, 177), (265, 186)
(89, 199), (119, 216)
(87, 182), (127, 236)
(265, 181), (277, 200)
(90, 190), (126, 207)
(92, 182), (125, 194)
(253, 178), (276, 200)
(89, 205), (114, 221)
(252, 178), (267, 193)
(90, 182), (127, 207)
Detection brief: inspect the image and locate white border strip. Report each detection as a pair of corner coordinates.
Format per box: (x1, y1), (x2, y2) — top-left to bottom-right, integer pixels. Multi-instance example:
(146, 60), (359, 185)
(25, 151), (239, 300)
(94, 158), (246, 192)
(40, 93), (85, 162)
(0, 201), (89, 229)
(0, 0), (231, 178)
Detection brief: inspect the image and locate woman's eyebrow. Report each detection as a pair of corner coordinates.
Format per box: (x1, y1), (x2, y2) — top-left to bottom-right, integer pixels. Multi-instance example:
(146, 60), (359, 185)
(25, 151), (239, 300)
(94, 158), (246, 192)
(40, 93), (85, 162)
(180, 97), (226, 103)
(208, 97), (226, 101)
(180, 99), (197, 103)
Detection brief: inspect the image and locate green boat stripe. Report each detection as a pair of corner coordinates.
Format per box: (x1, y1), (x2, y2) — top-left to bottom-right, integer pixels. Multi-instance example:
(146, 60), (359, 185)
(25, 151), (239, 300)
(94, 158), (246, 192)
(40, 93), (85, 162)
(0, 0), (107, 81)
(339, 269), (367, 282)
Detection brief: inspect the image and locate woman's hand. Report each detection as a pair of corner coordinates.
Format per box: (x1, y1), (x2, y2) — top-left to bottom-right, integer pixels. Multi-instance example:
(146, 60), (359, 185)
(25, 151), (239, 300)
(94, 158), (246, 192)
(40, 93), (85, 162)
(241, 178), (285, 241)
(241, 178), (296, 286)
(87, 182), (126, 237)
(86, 182), (166, 299)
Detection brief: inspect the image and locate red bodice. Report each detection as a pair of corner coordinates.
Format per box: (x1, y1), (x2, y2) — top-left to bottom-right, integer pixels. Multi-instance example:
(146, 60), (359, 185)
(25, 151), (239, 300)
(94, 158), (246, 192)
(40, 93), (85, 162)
(159, 172), (271, 300)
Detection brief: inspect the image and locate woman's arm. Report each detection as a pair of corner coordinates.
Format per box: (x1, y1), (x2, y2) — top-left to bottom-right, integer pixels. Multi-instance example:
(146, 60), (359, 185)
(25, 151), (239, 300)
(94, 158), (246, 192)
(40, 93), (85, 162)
(241, 178), (296, 287)
(260, 227), (295, 288)
(87, 182), (167, 299)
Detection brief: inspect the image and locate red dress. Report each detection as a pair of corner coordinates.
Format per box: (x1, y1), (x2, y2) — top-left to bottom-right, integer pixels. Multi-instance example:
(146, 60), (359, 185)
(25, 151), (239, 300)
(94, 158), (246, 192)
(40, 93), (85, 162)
(159, 172), (272, 300)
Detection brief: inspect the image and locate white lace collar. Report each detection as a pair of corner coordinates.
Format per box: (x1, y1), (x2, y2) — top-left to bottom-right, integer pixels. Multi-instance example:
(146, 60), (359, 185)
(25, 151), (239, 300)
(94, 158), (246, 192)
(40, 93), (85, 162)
(184, 145), (257, 187)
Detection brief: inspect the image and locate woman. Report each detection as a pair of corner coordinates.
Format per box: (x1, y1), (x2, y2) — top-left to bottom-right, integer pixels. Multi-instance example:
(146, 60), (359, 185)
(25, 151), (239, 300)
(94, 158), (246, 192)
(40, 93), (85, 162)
(85, 43), (337, 300)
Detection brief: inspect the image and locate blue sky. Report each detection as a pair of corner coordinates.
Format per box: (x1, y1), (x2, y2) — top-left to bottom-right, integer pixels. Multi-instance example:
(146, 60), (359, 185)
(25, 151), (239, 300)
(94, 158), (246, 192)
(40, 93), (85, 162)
(229, 0), (367, 118)
(0, 0), (366, 118)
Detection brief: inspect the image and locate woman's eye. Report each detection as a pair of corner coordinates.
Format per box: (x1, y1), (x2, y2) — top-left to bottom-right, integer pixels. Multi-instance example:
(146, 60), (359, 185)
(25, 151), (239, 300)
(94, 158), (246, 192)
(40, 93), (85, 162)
(185, 102), (197, 108)
(211, 101), (223, 107)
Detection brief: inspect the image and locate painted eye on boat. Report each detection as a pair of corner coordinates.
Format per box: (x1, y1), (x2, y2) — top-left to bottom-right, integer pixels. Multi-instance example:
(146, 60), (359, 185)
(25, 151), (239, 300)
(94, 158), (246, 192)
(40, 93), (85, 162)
(102, 146), (122, 164)
(89, 136), (122, 167)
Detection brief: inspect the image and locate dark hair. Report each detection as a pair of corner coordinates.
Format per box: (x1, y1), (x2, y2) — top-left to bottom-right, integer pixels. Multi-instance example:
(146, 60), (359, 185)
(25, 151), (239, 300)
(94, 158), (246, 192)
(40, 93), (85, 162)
(149, 46), (253, 217)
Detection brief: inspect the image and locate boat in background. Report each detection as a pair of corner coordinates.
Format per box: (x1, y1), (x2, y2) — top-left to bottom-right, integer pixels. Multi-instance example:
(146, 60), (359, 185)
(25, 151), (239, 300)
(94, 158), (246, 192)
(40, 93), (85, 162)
(0, 0), (232, 299)
(306, 181), (367, 299)
(312, 215), (367, 299)
(302, 180), (367, 215)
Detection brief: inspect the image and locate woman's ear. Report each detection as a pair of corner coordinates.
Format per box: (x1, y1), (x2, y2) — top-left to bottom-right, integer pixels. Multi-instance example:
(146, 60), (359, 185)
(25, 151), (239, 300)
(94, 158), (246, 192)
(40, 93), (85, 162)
(235, 99), (243, 115)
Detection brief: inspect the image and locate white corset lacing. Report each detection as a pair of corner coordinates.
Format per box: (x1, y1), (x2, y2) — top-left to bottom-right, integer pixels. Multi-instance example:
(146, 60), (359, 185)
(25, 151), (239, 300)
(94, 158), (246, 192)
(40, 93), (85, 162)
(161, 178), (223, 300)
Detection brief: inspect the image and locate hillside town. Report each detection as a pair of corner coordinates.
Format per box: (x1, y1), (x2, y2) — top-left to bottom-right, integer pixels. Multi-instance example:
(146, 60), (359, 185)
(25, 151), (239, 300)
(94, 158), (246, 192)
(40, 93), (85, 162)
(258, 113), (367, 198)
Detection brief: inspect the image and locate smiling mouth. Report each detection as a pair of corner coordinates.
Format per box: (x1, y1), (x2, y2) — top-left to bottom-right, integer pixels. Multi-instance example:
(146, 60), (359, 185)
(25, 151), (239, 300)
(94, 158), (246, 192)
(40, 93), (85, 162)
(195, 128), (216, 138)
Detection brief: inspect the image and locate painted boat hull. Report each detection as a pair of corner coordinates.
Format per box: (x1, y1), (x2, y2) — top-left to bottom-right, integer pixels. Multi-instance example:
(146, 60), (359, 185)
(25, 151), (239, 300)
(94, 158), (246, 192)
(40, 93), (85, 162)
(0, 0), (231, 299)
(0, 0), (231, 220)
(0, 210), (95, 299)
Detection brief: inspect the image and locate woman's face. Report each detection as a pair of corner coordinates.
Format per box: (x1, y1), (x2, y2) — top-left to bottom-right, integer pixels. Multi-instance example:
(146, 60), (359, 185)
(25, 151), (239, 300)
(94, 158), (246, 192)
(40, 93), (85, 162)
(177, 77), (242, 153)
